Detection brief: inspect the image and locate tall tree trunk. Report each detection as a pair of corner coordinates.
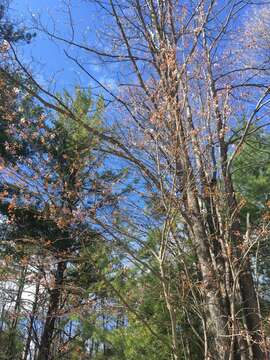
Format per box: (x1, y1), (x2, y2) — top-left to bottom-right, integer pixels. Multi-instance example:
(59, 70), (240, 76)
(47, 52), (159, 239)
(203, 33), (265, 357)
(176, 118), (232, 357)
(37, 261), (66, 360)
(187, 194), (231, 359)
(225, 174), (265, 359)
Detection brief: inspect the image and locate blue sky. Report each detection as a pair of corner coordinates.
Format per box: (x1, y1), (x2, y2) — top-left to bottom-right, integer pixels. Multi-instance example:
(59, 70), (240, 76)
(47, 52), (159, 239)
(10, 0), (112, 93)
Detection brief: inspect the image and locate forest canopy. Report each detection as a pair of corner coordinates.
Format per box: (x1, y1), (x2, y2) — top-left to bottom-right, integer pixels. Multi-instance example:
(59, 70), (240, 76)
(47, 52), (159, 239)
(0, 1), (270, 359)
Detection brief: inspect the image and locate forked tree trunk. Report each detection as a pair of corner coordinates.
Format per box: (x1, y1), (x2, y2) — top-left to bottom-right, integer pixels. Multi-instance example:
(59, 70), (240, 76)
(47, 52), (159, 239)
(187, 192), (231, 359)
